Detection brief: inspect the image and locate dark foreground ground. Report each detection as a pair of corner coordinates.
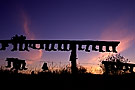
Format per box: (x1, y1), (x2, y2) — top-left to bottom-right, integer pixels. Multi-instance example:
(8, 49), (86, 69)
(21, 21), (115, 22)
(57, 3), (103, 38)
(0, 71), (135, 90)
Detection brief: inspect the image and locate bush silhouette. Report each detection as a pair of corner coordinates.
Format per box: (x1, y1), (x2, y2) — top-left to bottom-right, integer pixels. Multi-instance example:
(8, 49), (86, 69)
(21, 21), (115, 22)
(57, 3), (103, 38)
(99, 54), (131, 75)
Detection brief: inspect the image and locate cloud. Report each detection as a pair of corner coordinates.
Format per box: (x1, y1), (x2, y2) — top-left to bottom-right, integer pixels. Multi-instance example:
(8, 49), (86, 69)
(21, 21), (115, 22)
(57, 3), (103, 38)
(20, 11), (43, 64)
(87, 15), (134, 74)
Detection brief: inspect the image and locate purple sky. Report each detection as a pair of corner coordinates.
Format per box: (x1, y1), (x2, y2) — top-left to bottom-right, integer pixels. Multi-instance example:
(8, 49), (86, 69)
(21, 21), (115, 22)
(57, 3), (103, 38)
(0, 0), (135, 73)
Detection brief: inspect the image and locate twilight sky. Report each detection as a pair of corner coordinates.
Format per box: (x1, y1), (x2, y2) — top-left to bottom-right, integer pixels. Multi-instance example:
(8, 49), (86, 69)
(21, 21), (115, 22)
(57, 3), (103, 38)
(0, 0), (135, 73)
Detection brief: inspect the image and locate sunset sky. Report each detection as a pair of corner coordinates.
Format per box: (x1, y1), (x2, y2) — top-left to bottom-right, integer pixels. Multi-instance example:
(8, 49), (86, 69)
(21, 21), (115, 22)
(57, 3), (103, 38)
(0, 0), (135, 73)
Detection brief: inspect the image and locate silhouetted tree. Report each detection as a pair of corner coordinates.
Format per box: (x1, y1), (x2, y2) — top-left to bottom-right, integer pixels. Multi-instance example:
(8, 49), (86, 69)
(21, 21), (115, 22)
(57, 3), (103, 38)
(99, 54), (130, 75)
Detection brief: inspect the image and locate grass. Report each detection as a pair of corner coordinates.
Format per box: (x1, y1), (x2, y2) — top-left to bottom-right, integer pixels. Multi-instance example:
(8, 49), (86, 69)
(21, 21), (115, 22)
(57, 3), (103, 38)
(0, 66), (135, 89)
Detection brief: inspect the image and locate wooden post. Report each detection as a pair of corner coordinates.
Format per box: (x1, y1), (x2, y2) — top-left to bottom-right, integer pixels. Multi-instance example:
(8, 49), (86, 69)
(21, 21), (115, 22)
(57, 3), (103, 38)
(70, 44), (77, 74)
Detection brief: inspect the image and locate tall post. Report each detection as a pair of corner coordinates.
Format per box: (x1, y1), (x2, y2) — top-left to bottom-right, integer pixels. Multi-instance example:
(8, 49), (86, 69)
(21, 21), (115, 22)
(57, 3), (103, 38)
(70, 44), (77, 74)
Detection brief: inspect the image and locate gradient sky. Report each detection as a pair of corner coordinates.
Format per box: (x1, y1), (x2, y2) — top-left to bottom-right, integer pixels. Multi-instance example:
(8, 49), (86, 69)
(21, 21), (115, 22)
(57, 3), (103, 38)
(0, 0), (135, 73)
